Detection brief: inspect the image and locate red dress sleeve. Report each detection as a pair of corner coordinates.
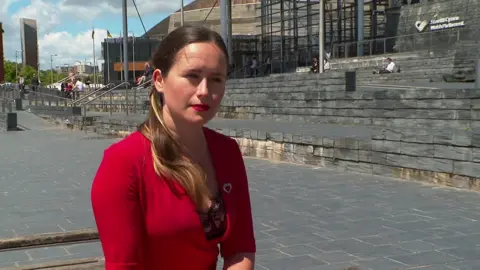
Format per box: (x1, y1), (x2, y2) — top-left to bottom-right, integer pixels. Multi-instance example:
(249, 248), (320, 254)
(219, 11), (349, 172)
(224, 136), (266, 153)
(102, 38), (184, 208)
(220, 140), (256, 259)
(91, 142), (146, 269)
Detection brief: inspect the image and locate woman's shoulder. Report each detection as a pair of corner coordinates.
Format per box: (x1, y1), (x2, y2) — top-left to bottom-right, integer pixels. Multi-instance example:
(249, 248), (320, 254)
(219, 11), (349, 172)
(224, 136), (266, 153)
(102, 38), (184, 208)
(203, 127), (238, 152)
(103, 131), (150, 162)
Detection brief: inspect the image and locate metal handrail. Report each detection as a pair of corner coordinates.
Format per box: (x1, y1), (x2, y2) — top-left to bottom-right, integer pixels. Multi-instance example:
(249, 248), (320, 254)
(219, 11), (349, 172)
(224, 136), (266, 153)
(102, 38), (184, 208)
(134, 78), (152, 90)
(71, 83), (115, 105)
(81, 82), (131, 119)
(48, 73), (79, 88)
(0, 96), (14, 101)
(29, 91), (71, 101)
(132, 79), (152, 114)
(82, 82), (130, 106)
(0, 97), (14, 113)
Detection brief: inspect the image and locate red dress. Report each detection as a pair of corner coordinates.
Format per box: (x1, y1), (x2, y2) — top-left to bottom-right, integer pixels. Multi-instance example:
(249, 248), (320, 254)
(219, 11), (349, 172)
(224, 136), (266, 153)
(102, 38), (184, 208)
(91, 128), (256, 270)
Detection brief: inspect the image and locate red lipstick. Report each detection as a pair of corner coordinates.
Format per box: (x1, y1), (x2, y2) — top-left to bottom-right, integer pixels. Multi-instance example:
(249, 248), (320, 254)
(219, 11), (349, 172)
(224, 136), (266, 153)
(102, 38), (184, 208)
(191, 104), (210, 112)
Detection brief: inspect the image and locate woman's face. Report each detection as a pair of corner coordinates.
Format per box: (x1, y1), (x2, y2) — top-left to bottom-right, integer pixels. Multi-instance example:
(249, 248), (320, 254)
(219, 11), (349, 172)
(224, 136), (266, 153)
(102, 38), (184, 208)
(153, 42), (227, 128)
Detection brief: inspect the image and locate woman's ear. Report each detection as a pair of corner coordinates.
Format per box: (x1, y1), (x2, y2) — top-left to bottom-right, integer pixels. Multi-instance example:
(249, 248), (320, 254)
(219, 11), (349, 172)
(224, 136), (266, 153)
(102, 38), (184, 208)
(153, 69), (164, 93)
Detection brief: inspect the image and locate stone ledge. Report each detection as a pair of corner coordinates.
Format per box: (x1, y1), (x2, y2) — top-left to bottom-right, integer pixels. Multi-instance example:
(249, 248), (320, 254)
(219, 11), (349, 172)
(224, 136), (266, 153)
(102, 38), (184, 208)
(230, 136), (480, 191)
(36, 113), (480, 191)
(0, 229), (98, 250)
(0, 257), (104, 270)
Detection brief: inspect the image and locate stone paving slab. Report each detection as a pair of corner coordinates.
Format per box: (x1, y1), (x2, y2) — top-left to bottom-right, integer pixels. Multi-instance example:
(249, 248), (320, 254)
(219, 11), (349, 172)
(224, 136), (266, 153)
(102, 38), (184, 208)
(2, 112), (480, 269)
(0, 241), (102, 268)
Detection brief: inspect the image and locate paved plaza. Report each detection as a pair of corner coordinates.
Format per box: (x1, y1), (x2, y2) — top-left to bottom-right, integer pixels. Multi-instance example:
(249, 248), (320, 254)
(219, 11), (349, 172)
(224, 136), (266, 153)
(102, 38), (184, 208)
(1, 112), (480, 269)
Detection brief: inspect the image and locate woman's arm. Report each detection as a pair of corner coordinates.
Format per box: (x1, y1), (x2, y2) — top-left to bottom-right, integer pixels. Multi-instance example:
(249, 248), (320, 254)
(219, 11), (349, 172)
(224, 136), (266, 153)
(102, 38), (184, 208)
(220, 140), (256, 270)
(223, 253), (255, 270)
(91, 144), (146, 269)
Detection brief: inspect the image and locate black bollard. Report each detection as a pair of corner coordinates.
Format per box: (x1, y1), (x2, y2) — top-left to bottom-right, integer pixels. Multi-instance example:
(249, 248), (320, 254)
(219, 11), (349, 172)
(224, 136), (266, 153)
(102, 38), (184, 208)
(7, 113), (17, 131)
(15, 98), (23, 111)
(345, 71), (356, 92)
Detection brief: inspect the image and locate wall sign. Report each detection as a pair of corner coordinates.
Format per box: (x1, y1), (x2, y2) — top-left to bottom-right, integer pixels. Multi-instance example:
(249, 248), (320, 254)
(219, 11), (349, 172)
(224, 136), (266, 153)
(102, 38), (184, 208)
(415, 16), (465, 32)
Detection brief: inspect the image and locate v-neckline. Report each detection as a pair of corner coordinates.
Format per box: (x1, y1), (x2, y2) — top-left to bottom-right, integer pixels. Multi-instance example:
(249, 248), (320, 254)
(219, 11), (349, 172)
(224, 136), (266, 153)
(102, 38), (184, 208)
(202, 127), (233, 243)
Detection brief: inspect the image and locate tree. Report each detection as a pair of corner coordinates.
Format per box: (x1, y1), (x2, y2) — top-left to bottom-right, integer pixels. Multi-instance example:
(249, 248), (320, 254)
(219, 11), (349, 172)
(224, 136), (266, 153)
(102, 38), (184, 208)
(3, 60), (17, 82)
(20, 65), (37, 83)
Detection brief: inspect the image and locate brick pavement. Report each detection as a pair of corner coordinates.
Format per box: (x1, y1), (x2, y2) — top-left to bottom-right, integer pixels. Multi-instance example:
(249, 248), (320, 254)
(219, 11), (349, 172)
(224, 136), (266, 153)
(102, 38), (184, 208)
(1, 112), (480, 269)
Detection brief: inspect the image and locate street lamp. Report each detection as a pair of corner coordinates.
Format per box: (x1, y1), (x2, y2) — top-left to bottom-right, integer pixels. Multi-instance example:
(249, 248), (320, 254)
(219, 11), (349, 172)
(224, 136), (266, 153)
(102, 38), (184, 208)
(15, 50), (22, 81)
(50, 54), (58, 85)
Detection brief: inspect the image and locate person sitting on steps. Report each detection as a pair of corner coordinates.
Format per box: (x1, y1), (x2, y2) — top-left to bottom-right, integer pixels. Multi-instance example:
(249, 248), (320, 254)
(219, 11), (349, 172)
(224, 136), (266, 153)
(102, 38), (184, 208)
(373, 57), (398, 74)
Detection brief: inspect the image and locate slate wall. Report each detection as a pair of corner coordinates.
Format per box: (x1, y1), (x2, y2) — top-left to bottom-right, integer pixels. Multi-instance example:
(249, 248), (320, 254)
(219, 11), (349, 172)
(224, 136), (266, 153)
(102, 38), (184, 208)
(216, 73), (480, 187)
(220, 75), (480, 130)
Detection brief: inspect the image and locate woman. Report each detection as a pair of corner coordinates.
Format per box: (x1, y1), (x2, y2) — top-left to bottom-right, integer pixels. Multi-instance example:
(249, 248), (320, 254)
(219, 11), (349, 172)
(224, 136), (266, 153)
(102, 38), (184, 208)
(91, 26), (256, 269)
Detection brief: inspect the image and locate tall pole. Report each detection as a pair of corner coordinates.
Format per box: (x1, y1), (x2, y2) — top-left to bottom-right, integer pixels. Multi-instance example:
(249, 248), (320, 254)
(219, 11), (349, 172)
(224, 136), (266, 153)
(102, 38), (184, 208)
(319, 0), (325, 73)
(15, 52), (18, 81)
(181, 0), (184, 26)
(357, 0), (364, 56)
(130, 32), (135, 81)
(122, 0), (129, 83)
(93, 28), (96, 88)
(220, 0), (228, 47)
(107, 41), (110, 83)
(50, 54), (57, 84)
(226, 0), (232, 66)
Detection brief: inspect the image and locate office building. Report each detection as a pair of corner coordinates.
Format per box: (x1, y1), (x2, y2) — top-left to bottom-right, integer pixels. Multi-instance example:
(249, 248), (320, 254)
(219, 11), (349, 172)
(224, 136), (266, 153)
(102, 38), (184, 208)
(20, 18), (39, 70)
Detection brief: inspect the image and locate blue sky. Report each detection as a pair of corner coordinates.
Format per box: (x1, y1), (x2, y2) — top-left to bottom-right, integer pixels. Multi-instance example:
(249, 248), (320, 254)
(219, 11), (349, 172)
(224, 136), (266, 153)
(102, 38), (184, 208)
(6, 0), (175, 36)
(2, 0), (193, 69)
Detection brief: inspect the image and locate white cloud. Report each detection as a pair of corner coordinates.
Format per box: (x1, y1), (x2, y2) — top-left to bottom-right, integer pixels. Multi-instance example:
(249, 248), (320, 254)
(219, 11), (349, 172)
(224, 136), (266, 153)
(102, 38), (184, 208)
(2, 0), (189, 71)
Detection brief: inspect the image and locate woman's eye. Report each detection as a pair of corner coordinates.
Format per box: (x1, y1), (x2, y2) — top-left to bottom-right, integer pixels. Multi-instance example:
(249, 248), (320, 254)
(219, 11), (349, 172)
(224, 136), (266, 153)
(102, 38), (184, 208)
(186, 74), (199, 79)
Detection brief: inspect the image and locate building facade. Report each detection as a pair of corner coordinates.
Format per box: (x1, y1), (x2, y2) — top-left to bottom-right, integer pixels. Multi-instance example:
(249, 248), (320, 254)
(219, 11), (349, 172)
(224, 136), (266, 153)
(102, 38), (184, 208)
(20, 18), (39, 70)
(145, 0), (260, 70)
(101, 37), (160, 84)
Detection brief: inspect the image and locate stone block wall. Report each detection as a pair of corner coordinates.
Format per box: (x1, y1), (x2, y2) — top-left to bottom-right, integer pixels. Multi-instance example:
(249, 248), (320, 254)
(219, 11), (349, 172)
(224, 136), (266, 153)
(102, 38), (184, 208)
(210, 125), (480, 190)
(220, 74), (480, 130)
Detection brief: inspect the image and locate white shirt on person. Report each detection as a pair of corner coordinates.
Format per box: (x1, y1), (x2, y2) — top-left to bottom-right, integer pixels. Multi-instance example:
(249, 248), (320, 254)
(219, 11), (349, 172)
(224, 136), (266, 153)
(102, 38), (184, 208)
(386, 62), (396, 72)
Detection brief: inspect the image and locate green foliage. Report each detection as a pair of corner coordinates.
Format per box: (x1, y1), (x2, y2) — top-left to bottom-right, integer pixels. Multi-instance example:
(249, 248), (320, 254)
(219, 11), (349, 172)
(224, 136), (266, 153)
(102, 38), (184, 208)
(3, 60), (17, 82)
(3, 59), (70, 85)
(21, 65), (37, 82)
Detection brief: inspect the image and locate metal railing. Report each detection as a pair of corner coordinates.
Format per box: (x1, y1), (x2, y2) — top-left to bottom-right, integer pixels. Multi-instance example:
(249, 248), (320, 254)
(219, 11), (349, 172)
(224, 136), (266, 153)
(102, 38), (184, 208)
(132, 79), (152, 114)
(71, 83), (115, 106)
(330, 27), (480, 59)
(27, 91), (72, 108)
(47, 73), (79, 89)
(229, 62), (271, 79)
(0, 96), (14, 113)
(81, 82), (131, 119)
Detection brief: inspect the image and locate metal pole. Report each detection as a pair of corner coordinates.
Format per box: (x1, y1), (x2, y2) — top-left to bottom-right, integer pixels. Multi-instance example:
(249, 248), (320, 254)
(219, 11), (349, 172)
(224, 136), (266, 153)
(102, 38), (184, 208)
(357, 0), (364, 57)
(107, 41), (110, 83)
(226, 0), (233, 66)
(181, 0), (184, 26)
(220, 0), (228, 47)
(93, 29), (97, 88)
(15, 52), (18, 81)
(476, 59), (480, 89)
(319, 0), (325, 73)
(122, 0), (129, 83)
(133, 34), (135, 82)
(50, 55), (53, 84)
